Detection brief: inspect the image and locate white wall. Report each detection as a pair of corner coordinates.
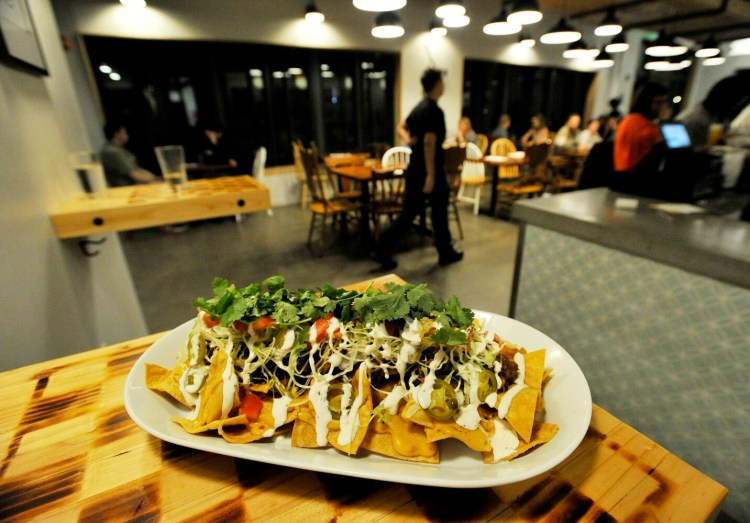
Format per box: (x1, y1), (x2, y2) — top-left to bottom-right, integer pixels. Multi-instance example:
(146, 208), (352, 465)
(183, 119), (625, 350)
(0, 0), (147, 371)
(55, 0), (633, 146)
(685, 50), (750, 108)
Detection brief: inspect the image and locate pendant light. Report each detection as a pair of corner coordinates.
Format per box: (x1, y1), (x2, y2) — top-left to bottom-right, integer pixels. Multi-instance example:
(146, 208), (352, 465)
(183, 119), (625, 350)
(695, 36), (720, 58)
(120, 0), (146, 6)
(354, 0), (406, 12)
(304, 2), (324, 23)
(483, 5), (521, 36)
(436, 0), (464, 19)
(519, 33), (535, 47)
(645, 32), (688, 57)
(430, 19), (448, 37)
(540, 17), (581, 45)
(591, 49), (615, 68)
(594, 8), (622, 37)
(563, 40), (596, 59)
(507, 0), (543, 25)
(372, 11), (404, 38)
(703, 52), (726, 66)
(444, 15), (470, 28)
(605, 34), (629, 53)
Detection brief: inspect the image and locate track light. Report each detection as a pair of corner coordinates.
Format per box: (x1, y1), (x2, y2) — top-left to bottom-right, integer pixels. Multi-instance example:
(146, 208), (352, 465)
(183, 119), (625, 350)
(507, 0), (543, 25)
(436, 0), (464, 19)
(540, 17), (581, 45)
(605, 34), (629, 53)
(695, 36), (720, 58)
(354, 0), (406, 12)
(595, 8), (622, 37)
(483, 5), (521, 36)
(372, 11), (404, 38)
(304, 2), (324, 23)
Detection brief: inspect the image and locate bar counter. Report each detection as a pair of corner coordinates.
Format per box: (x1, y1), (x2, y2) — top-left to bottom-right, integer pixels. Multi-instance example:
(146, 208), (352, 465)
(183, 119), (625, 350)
(0, 274), (727, 521)
(511, 188), (749, 521)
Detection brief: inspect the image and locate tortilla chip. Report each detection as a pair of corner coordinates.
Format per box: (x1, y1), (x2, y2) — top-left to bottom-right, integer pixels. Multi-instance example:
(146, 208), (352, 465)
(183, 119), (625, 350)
(171, 349), (237, 433)
(291, 404), (325, 448)
(361, 406), (439, 463)
(504, 386), (539, 443)
(483, 422), (559, 463)
(145, 363), (189, 407)
(524, 350), (546, 390)
(400, 399), (491, 453)
(326, 365), (372, 455)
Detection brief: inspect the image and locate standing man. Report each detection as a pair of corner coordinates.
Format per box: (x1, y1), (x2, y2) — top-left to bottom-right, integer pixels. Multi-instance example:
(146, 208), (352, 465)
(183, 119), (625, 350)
(375, 68), (463, 270)
(100, 122), (160, 187)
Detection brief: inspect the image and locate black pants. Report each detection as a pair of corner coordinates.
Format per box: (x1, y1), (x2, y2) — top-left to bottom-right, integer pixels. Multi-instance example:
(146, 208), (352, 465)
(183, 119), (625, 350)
(376, 174), (453, 259)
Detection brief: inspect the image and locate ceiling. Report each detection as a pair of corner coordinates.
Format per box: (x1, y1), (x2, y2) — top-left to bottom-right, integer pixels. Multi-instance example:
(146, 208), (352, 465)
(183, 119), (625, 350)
(546, 0), (750, 43)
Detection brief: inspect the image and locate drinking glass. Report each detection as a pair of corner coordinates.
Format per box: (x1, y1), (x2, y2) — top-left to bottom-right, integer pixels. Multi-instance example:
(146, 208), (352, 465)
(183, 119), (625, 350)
(69, 151), (107, 198)
(155, 145), (188, 192)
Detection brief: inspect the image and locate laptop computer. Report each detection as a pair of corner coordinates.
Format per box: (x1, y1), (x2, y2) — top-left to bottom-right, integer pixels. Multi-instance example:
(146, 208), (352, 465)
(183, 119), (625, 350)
(661, 122), (692, 149)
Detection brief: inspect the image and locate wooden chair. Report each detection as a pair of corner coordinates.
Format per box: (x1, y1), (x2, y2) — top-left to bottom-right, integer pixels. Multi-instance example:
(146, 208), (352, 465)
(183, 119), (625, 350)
(523, 142), (551, 180)
(292, 140), (310, 208)
(456, 142), (490, 215)
(299, 147), (360, 254)
(369, 170), (405, 241)
(443, 144), (466, 240)
(381, 146), (411, 169)
(547, 154), (585, 193)
(490, 138), (519, 180)
(475, 133), (489, 156)
(494, 143), (546, 218)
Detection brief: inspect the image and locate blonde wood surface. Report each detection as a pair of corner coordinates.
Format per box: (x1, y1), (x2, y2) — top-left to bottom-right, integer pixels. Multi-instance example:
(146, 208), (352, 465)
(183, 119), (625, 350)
(0, 274), (727, 522)
(50, 175), (271, 239)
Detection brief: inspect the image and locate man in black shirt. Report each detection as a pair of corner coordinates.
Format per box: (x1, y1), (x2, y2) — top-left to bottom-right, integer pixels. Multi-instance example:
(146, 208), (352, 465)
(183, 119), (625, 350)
(375, 68), (463, 270)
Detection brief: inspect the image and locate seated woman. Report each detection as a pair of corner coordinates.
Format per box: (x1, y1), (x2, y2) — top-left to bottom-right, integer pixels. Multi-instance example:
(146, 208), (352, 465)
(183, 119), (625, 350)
(552, 113), (581, 153)
(455, 116), (477, 144)
(520, 114), (550, 149)
(611, 81), (669, 196)
(576, 118), (603, 153)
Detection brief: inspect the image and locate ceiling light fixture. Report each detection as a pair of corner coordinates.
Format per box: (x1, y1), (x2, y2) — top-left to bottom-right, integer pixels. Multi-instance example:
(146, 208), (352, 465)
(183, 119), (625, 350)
(304, 2), (324, 23)
(120, 0), (146, 7)
(519, 33), (535, 47)
(507, 0), (543, 25)
(443, 14), (470, 28)
(645, 31), (688, 57)
(591, 49), (615, 68)
(605, 34), (629, 53)
(594, 8), (622, 37)
(695, 36), (720, 58)
(483, 5), (521, 36)
(354, 0), (406, 12)
(540, 17), (581, 45)
(562, 40), (588, 59)
(436, 0), (464, 19)
(430, 19), (447, 37)
(703, 52), (726, 66)
(372, 11), (404, 38)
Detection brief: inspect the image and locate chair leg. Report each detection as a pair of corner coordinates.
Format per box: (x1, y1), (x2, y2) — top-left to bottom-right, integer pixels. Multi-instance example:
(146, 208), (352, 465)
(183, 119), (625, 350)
(452, 203), (464, 240)
(473, 186), (481, 216)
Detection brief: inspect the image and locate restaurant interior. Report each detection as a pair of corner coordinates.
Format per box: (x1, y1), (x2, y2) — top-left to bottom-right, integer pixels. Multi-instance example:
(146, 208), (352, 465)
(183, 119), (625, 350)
(2, 0), (750, 521)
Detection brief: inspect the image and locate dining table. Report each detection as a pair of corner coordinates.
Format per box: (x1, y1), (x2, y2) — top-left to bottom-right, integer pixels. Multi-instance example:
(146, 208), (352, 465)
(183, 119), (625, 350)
(481, 155), (528, 216)
(0, 273), (727, 522)
(327, 163), (404, 246)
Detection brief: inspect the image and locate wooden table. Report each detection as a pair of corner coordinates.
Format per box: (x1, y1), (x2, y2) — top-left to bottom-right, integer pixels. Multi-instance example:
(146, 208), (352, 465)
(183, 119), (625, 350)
(50, 175), (270, 239)
(0, 274), (727, 522)
(481, 156), (527, 216)
(328, 164), (402, 245)
(323, 152), (370, 169)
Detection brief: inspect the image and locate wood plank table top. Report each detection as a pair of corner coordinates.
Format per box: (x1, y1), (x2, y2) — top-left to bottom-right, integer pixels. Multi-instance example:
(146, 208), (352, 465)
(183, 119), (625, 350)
(0, 274), (727, 522)
(50, 175), (270, 239)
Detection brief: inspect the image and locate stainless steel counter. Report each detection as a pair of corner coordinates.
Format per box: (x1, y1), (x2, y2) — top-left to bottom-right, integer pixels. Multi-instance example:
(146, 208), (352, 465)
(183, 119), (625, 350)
(512, 188), (750, 290)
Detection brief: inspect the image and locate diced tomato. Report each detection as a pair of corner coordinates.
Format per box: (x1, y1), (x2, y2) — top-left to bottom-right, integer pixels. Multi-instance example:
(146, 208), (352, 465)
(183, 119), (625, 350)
(313, 314), (341, 343)
(252, 316), (274, 332)
(233, 320), (249, 332)
(202, 313), (220, 328)
(239, 392), (263, 421)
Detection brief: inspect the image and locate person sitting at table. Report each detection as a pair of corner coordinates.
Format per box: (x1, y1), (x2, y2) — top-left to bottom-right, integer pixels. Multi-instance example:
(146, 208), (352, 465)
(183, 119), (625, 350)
(676, 76), (747, 147)
(455, 116), (477, 144)
(576, 118), (603, 153)
(490, 114), (511, 141)
(100, 122), (160, 187)
(189, 119), (238, 167)
(520, 114), (550, 149)
(553, 113), (581, 153)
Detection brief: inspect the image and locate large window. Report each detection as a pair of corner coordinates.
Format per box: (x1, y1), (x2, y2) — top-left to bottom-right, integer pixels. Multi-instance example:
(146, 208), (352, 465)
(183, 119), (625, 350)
(462, 60), (595, 143)
(83, 37), (397, 170)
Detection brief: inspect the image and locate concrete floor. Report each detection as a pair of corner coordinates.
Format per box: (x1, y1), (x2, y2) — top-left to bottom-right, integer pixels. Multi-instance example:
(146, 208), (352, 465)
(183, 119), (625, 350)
(121, 203), (519, 334)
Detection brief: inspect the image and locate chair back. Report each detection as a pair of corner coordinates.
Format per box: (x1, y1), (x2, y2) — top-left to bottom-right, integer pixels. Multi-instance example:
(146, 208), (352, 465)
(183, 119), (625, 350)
(299, 147), (332, 205)
(381, 146), (411, 169)
(292, 140), (305, 181)
(252, 146), (267, 180)
(475, 133), (489, 156)
(443, 144), (467, 194)
(524, 142), (550, 179)
(461, 142), (485, 182)
(490, 138), (516, 156)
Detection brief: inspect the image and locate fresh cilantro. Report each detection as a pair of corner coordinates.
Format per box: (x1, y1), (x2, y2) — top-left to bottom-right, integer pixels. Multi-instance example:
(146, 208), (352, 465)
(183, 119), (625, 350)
(430, 327), (468, 346)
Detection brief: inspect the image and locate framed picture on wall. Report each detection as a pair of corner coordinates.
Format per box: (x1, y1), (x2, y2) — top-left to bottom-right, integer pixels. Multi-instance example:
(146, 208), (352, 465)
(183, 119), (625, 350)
(0, 0), (48, 75)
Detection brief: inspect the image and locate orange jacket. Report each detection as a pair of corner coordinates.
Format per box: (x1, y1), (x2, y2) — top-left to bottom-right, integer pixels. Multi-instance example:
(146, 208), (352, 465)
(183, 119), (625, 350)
(614, 114), (660, 171)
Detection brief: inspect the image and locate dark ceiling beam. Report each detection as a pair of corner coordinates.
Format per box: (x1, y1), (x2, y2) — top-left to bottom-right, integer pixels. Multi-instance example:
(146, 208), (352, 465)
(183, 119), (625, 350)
(677, 21), (750, 40)
(569, 0), (652, 20)
(620, 0), (731, 29)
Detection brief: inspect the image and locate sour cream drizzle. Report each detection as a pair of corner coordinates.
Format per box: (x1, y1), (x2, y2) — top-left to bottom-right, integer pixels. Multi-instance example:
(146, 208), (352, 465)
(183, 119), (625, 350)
(337, 363), (367, 446)
(221, 341), (238, 418)
(489, 418), (520, 461)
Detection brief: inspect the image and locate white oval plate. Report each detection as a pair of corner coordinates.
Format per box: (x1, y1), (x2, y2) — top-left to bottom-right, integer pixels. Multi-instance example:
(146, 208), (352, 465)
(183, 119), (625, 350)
(124, 310), (591, 488)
